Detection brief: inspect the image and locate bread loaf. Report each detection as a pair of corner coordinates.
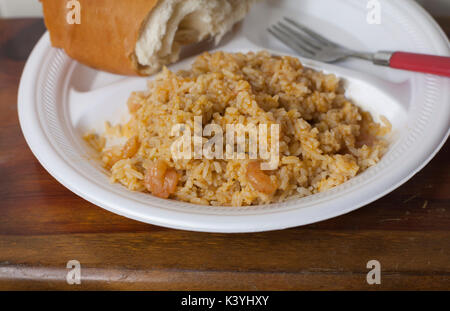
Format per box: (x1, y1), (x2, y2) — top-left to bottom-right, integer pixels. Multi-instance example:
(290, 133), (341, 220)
(41, 0), (256, 76)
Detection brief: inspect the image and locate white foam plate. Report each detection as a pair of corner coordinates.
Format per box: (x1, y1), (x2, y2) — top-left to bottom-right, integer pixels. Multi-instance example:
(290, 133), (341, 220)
(19, 0), (449, 232)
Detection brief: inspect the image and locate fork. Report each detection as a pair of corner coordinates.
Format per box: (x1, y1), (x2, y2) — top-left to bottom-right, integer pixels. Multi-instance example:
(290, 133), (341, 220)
(268, 17), (450, 77)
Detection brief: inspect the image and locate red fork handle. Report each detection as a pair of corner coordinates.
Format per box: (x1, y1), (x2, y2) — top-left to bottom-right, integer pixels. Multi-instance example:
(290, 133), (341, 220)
(389, 52), (450, 77)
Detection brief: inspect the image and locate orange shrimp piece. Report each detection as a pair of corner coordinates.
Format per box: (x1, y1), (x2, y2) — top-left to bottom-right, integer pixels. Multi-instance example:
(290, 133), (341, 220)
(145, 160), (179, 199)
(246, 161), (277, 195)
(122, 135), (140, 158)
(356, 131), (376, 148)
(102, 136), (140, 169)
(163, 169), (179, 195)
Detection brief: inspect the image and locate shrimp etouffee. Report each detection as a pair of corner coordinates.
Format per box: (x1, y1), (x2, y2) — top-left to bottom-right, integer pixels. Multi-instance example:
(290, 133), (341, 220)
(84, 51), (390, 206)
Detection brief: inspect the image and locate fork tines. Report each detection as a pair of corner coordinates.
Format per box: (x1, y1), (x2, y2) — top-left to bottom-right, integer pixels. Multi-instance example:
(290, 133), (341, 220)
(268, 17), (341, 58)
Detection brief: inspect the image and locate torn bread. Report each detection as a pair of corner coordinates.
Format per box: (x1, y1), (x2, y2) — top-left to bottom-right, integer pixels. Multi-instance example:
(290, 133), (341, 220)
(41, 0), (256, 76)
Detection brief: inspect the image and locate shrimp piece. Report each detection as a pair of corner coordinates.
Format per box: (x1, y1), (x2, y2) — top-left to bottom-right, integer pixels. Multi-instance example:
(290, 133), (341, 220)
(163, 169), (179, 195)
(246, 161), (278, 195)
(145, 160), (179, 199)
(122, 135), (140, 158)
(356, 131), (376, 148)
(102, 136), (140, 169)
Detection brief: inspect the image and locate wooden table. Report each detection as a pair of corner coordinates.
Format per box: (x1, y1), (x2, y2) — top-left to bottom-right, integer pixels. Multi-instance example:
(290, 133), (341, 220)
(0, 18), (449, 291)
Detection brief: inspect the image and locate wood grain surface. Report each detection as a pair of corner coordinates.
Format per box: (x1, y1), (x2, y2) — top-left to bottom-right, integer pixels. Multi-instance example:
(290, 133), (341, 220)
(0, 17), (449, 290)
